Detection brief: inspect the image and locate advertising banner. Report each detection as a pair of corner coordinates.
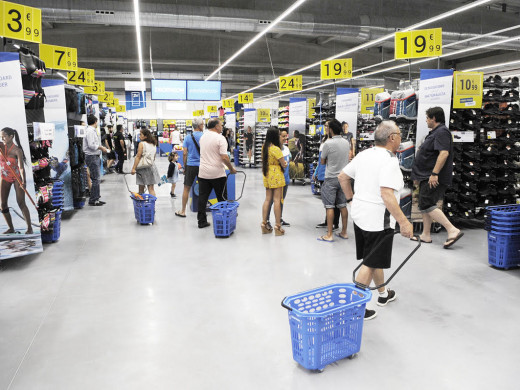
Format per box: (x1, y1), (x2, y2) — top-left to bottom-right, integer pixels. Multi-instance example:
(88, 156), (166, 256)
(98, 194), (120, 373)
(335, 88), (359, 140)
(0, 52), (43, 259)
(42, 79), (74, 211)
(289, 97), (306, 135)
(416, 69), (453, 148)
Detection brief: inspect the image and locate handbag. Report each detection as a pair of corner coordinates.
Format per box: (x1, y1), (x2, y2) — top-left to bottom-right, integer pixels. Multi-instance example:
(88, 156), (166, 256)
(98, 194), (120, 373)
(137, 142), (155, 169)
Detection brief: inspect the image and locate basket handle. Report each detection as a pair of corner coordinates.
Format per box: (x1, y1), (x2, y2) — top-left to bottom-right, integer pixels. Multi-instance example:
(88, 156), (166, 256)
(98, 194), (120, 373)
(222, 170), (246, 202)
(281, 297), (292, 311)
(352, 232), (421, 291)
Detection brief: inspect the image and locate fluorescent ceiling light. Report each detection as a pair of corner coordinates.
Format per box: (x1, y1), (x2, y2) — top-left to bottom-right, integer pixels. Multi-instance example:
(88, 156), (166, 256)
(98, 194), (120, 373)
(56, 72), (67, 80)
(205, 0), (308, 81)
(463, 59), (520, 72)
(233, 0), (494, 97)
(133, 0), (144, 82)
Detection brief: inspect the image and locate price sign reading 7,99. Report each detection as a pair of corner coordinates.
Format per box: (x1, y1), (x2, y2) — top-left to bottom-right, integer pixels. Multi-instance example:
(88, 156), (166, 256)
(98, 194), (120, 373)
(395, 28), (442, 59)
(320, 59), (352, 80)
(39, 44), (78, 71)
(0, 1), (42, 43)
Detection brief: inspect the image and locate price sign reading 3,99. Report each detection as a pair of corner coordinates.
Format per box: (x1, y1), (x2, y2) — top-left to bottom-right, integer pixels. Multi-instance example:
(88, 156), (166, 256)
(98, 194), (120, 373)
(0, 1), (42, 43)
(395, 28), (442, 59)
(320, 59), (352, 80)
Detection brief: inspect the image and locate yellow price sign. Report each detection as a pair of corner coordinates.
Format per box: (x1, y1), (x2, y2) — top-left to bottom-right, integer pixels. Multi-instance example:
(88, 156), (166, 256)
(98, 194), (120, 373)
(395, 28), (442, 59)
(0, 1), (42, 43)
(238, 93), (253, 104)
(67, 68), (95, 87)
(39, 44), (77, 71)
(320, 59), (352, 80)
(360, 88), (384, 114)
(307, 98), (316, 119)
(186, 120), (193, 127)
(84, 80), (105, 96)
(163, 120), (176, 125)
(193, 110), (204, 117)
(257, 108), (271, 122)
(309, 125), (316, 135)
(116, 105), (126, 112)
(222, 98), (234, 108)
(99, 91), (114, 103)
(279, 75), (303, 91)
(453, 71), (484, 109)
(207, 105), (217, 113)
(150, 120), (157, 127)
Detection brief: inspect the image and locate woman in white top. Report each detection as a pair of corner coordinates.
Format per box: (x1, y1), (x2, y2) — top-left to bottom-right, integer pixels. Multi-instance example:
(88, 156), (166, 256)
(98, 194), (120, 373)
(131, 128), (160, 196)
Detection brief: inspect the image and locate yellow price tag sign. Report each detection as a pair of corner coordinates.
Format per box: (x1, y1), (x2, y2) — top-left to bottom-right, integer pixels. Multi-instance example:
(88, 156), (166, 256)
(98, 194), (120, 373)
(257, 108), (271, 123)
(116, 105), (126, 112)
(0, 1), (42, 43)
(309, 125), (316, 135)
(279, 75), (303, 91)
(99, 91), (114, 103)
(39, 44), (77, 71)
(307, 98), (316, 119)
(238, 93), (253, 104)
(150, 120), (157, 127)
(67, 68), (95, 87)
(193, 110), (204, 117)
(84, 80), (105, 96)
(395, 28), (442, 59)
(207, 105), (217, 113)
(222, 98), (234, 108)
(186, 120), (193, 127)
(453, 71), (484, 109)
(360, 88), (384, 114)
(320, 59), (352, 80)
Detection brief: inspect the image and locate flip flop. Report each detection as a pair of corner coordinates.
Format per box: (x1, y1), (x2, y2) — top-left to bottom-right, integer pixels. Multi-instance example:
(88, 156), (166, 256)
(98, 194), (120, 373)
(443, 232), (464, 249)
(335, 233), (348, 240)
(317, 235), (334, 243)
(410, 237), (432, 243)
(175, 212), (186, 218)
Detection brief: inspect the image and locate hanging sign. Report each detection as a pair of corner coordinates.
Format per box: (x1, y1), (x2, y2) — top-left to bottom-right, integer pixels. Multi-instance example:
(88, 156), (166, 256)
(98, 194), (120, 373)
(360, 87), (384, 114)
(67, 68), (95, 87)
(320, 59), (352, 80)
(222, 98), (234, 108)
(186, 120), (193, 127)
(238, 93), (253, 104)
(99, 91), (114, 103)
(257, 108), (271, 123)
(207, 105), (217, 113)
(193, 110), (204, 117)
(39, 44), (77, 71)
(395, 28), (442, 59)
(150, 119), (157, 127)
(0, 1), (42, 43)
(452, 71), (483, 109)
(84, 80), (105, 96)
(107, 98), (119, 108)
(279, 75), (302, 91)
(116, 105), (126, 112)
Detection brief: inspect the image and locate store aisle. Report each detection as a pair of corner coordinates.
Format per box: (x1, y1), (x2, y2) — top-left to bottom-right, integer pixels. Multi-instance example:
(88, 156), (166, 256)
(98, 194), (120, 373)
(0, 157), (519, 390)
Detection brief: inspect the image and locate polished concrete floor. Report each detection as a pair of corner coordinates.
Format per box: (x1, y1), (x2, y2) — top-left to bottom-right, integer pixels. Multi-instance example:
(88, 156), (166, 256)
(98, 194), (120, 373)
(1, 157), (519, 390)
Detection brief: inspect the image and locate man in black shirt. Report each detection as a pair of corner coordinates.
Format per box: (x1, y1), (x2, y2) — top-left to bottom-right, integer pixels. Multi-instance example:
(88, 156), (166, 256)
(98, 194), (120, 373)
(104, 125), (116, 172)
(245, 126), (254, 163)
(411, 107), (463, 249)
(113, 124), (127, 174)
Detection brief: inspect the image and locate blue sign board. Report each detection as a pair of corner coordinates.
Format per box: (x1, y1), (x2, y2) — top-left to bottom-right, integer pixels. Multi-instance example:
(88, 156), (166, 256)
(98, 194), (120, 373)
(187, 80), (221, 101)
(151, 79), (187, 100)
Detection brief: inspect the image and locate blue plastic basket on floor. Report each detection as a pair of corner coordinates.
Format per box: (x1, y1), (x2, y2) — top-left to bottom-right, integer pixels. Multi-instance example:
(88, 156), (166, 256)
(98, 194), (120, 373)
(131, 194), (156, 224)
(282, 283), (372, 371)
(209, 201), (239, 237)
(488, 231), (520, 269)
(41, 211), (62, 243)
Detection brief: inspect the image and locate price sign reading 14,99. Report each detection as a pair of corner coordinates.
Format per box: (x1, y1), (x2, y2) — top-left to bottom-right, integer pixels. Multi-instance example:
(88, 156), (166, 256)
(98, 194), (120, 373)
(0, 1), (42, 43)
(395, 28), (442, 59)
(320, 59), (352, 80)
(238, 93), (254, 104)
(39, 44), (78, 71)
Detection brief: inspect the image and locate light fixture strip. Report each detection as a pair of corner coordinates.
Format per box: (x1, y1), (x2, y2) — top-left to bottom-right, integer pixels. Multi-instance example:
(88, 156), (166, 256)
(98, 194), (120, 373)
(205, 0), (308, 81)
(134, 0), (144, 82)
(463, 59), (520, 72)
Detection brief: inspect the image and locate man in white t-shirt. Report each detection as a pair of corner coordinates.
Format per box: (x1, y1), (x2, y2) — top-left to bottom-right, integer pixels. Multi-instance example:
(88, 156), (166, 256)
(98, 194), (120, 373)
(339, 120), (413, 320)
(197, 119), (236, 228)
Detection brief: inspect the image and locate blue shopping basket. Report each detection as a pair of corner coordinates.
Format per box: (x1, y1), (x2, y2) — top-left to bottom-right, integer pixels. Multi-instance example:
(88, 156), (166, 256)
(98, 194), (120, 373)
(209, 171), (246, 238)
(124, 174), (157, 225)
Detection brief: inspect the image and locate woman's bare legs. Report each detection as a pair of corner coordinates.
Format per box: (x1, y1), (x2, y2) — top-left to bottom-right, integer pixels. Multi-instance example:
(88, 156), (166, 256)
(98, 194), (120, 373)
(14, 181), (33, 234)
(0, 180), (15, 233)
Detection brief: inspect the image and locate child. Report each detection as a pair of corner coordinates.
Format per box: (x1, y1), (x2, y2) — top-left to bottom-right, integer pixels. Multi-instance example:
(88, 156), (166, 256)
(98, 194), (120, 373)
(167, 152), (180, 198)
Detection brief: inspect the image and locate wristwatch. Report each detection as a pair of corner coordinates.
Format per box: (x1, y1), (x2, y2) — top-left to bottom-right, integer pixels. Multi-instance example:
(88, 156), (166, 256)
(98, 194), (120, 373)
(431, 172), (438, 176)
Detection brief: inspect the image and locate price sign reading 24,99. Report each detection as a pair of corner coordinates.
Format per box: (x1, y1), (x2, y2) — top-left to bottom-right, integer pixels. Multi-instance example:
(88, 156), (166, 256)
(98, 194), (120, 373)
(395, 28), (442, 59)
(279, 75), (302, 91)
(67, 68), (95, 87)
(320, 59), (352, 80)
(0, 1), (42, 43)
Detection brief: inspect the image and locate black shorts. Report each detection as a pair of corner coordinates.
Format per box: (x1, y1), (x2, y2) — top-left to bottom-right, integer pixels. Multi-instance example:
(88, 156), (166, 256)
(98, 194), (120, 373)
(184, 165), (199, 187)
(108, 151), (116, 160)
(418, 180), (446, 213)
(354, 223), (394, 269)
(246, 144), (253, 152)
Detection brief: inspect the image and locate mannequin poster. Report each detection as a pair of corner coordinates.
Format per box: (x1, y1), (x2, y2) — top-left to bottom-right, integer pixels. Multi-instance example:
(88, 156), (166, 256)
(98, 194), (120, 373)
(0, 52), (43, 259)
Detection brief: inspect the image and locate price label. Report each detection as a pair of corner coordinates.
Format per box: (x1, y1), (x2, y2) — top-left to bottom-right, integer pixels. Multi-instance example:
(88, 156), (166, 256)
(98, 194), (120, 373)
(320, 59), (352, 80)
(360, 88), (384, 114)
(453, 71), (483, 109)
(207, 105), (217, 113)
(116, 105), (126, 112)
(193, 110), (204, 117)
(257, 108), (271, 123)
(67, 68), (95, 87)
(186, 120), (193, 127)
(309, 125), (316, 135)
(395, 28), (442, 59)
(487, 131), (496, 140)
(307, 98), (316, 119)
(84, 80), (105, 96)
(279, 75), (302, 91)
(238, 93), (253, 104)
(222, 98), (234, 108)
(150, 120), (157, 127)
(99, 91), (114, 103)
(39, 44), (77, 71)
(0, 1), (42, 43)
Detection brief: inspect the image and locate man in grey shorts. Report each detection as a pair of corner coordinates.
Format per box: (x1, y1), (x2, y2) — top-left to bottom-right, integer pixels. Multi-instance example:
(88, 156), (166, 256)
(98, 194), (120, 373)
(317, 119), (350, 242)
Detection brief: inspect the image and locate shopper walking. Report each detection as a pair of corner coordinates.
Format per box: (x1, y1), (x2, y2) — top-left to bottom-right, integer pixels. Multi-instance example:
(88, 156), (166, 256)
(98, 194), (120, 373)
(411, 107), (463, 248)
(261, 127), (288, 236)
(131, 128), (160, 197)
(317, 119), (350, 242)
(104, 125), (116, 172)
(266, 128), (291, 228)
(339, 120), (413, 320)
(113, 124), (127, 174)
(245, 126), (254, 164)
(167, 152), (180, 198)
(83, 115), (109, 206)
(175, 117), (204, 218)
(197, 119), (236, 229)
(170, 126), (182, 148)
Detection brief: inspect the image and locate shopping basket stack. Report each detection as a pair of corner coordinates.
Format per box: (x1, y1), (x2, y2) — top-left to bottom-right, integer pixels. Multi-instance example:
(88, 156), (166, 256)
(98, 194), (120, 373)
(209, 171), (245, 238)
(282, 283), (372, 371)
(485, 204), (520, 269)
(41, 180), (64, 243)
(131, 194), (157, 224)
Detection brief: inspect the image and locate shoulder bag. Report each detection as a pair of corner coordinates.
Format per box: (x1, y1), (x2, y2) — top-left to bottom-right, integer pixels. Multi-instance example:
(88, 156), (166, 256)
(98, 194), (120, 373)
(137, 142), (155, 169)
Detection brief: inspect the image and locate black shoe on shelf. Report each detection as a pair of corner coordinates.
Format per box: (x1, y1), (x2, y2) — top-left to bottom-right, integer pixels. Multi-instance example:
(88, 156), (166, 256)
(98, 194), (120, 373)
(364, 309), (377, 320)
(377, 289), (397, 306)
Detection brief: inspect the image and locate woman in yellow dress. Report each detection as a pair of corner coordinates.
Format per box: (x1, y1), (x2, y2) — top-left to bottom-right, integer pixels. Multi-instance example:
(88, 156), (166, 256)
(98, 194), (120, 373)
(261, 127), (288, 236)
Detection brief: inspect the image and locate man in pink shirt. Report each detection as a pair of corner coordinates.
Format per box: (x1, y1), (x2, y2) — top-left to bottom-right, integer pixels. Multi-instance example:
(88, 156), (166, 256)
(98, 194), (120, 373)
(197, 119), (236, 228)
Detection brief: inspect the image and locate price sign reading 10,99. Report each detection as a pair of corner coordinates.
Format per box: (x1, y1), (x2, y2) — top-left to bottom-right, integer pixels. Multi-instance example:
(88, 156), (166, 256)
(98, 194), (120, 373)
(0, 1), (42, 43)
(395, 28), (442, 59)
(453, 71), (484, 109)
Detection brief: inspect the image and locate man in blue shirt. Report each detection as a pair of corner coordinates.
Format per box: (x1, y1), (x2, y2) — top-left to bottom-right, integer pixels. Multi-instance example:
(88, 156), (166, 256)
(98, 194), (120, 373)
(176, 118), (204, 217)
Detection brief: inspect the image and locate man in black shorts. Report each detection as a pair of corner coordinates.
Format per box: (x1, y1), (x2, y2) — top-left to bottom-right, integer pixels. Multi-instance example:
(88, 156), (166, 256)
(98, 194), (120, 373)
(245, 126), (254, 163)
(411, 107), (463, 249)
(113, 124), (127, 173)
(339, 121), (413, 320)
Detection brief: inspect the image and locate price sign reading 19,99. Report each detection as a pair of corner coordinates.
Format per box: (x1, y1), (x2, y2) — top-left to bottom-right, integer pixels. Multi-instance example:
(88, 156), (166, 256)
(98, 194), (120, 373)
(320, 59), (352, 80)
(0, 1), (42, 43)
(395, 28), (442, 59)
(39, 44), (77, 71)
(238, 93), (253, 104)
(453, 71), (484, 109)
